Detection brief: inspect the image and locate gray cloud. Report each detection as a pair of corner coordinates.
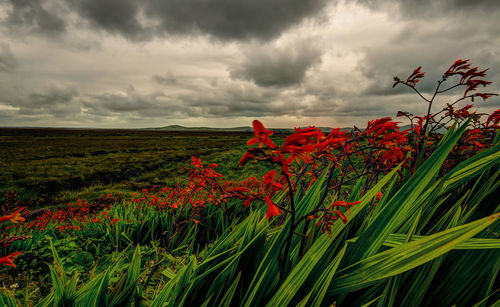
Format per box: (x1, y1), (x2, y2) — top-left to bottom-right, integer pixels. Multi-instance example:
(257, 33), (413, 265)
(67, 0), (147, 40)
(0, 0), (498, 128)
(230, 40), (323, 87)
(0, 43), (17, 71)
(1, 0), (66, 35)
(19, 87), (79, 115)
(357, 5), (500, 100)
(1, 0), (328, 42)
(355, 0), (500, 19)
(144, 0), (328, 41)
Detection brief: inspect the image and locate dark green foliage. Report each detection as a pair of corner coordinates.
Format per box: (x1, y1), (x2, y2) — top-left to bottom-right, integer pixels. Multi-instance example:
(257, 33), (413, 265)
(0, 128), (269, 208)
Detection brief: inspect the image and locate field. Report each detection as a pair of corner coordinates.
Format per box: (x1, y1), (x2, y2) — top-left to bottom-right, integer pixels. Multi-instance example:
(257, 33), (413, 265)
(0, 128), (269, 208)
(1, 61), (500, 306)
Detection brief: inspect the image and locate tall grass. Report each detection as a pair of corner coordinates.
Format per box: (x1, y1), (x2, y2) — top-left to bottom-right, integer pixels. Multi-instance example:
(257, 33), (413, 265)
(13, 120), (497, 306)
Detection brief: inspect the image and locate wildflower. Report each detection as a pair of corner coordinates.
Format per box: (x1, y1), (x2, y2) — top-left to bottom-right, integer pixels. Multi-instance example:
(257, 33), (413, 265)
(191, 156), (203, 168)
(444, 59), (470, 77)
(0, 208), (25, 224)
(264, 196), (281, 219)
(329, 200), (362, 214)
(281, 127), (322, 164)
(473, 93), (497, 101)
(406, 66), (425, 86)
(238, 148), (265, 166)
(0, 251), (22, 268)
(486, 109), (500, 127)
(247, 120), (276, 149)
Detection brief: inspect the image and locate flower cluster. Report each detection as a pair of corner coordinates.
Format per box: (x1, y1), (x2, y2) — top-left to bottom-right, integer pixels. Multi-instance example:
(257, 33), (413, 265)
(0, 196), (29, 268)
(394, 59), (498, 170)
(223, 170), (285, 219)
(24, 196), (119, 233)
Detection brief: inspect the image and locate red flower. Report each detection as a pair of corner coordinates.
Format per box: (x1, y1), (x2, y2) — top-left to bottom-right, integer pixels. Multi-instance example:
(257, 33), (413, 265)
(247, 120), (276, 149)
(486, 109), (500, 127)
(464, 79), (492, 97)
(329, 200), (362, 214)
(264, 196), (281, 219)
(238, 147), (266, 166)
(0, 208), (26, 224)
(444, 59), (470, 77)
(473, 93), (497, 101)
(191, 156), (203, 168)
(243, 198), (254, 207)
(331, 210), (348, 223)
(0, 251), (22, 268)
(282, 127), (322, 164)
(406, 66), (425, 86)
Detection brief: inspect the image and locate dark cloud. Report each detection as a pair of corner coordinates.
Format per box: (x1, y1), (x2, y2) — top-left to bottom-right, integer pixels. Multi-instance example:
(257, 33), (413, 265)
(1, 87), (80, 116)
(82, 89), (167, 116)
(67, 0), (147, 40)
(1, 0), (328, 42)
(144, 0), (328, 41)
(1, 0), (66, 35)
(0, 0), (498, 128)
(76, 82), (303, 120)
(357, 7), (500, 99)
(0, 43), (17, 71)
(230, 40), (323, 87)
(355, 0), (500, 19)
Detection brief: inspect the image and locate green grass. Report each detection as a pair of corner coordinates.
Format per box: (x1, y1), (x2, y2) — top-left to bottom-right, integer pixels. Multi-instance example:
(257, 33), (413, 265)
(0, 128), (270, 208)
(1, 125), (499, 306)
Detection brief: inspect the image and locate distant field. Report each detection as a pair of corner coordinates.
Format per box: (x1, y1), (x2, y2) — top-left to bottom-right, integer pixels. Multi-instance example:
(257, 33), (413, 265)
(0, 128), (270, 208)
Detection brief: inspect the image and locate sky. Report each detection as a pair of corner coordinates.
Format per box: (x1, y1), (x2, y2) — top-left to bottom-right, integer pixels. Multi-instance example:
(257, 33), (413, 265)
(0, 0), (499, 128)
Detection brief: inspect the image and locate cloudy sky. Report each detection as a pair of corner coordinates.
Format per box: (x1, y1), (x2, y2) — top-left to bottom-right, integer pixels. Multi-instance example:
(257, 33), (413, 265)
(0, 0), (499, 128)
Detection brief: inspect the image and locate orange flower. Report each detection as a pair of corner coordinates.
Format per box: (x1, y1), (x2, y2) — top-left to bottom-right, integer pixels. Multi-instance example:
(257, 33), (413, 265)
(265, 196), (281, 219)
(0, 209), (25, 224)
(0, 251), (22, 268)
(247, 120), (276, 149)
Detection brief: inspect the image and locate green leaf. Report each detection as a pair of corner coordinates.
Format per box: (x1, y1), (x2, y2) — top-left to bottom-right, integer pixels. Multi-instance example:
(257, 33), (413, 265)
(328, 212), (499, 295)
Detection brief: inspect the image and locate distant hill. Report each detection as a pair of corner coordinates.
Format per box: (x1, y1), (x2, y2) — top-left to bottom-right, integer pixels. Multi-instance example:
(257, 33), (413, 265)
(148, 125), (254, 132)
(149, 125), (353, 133)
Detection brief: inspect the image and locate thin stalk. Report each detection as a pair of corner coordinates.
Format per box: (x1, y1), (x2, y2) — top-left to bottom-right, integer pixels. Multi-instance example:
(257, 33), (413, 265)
(280, 173), (296, 278)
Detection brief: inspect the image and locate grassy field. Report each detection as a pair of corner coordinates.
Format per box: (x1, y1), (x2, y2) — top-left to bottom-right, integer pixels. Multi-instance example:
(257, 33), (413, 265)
(0, 120), (499, 306)
(0, 128), (270, 208)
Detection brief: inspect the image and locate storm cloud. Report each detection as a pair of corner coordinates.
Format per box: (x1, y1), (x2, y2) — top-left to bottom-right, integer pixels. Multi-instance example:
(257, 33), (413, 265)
(1, 0), (329, 42)
(1, 0), (66, 35)
(0, 0), (498, 128)
(230, 39), (323, 87)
